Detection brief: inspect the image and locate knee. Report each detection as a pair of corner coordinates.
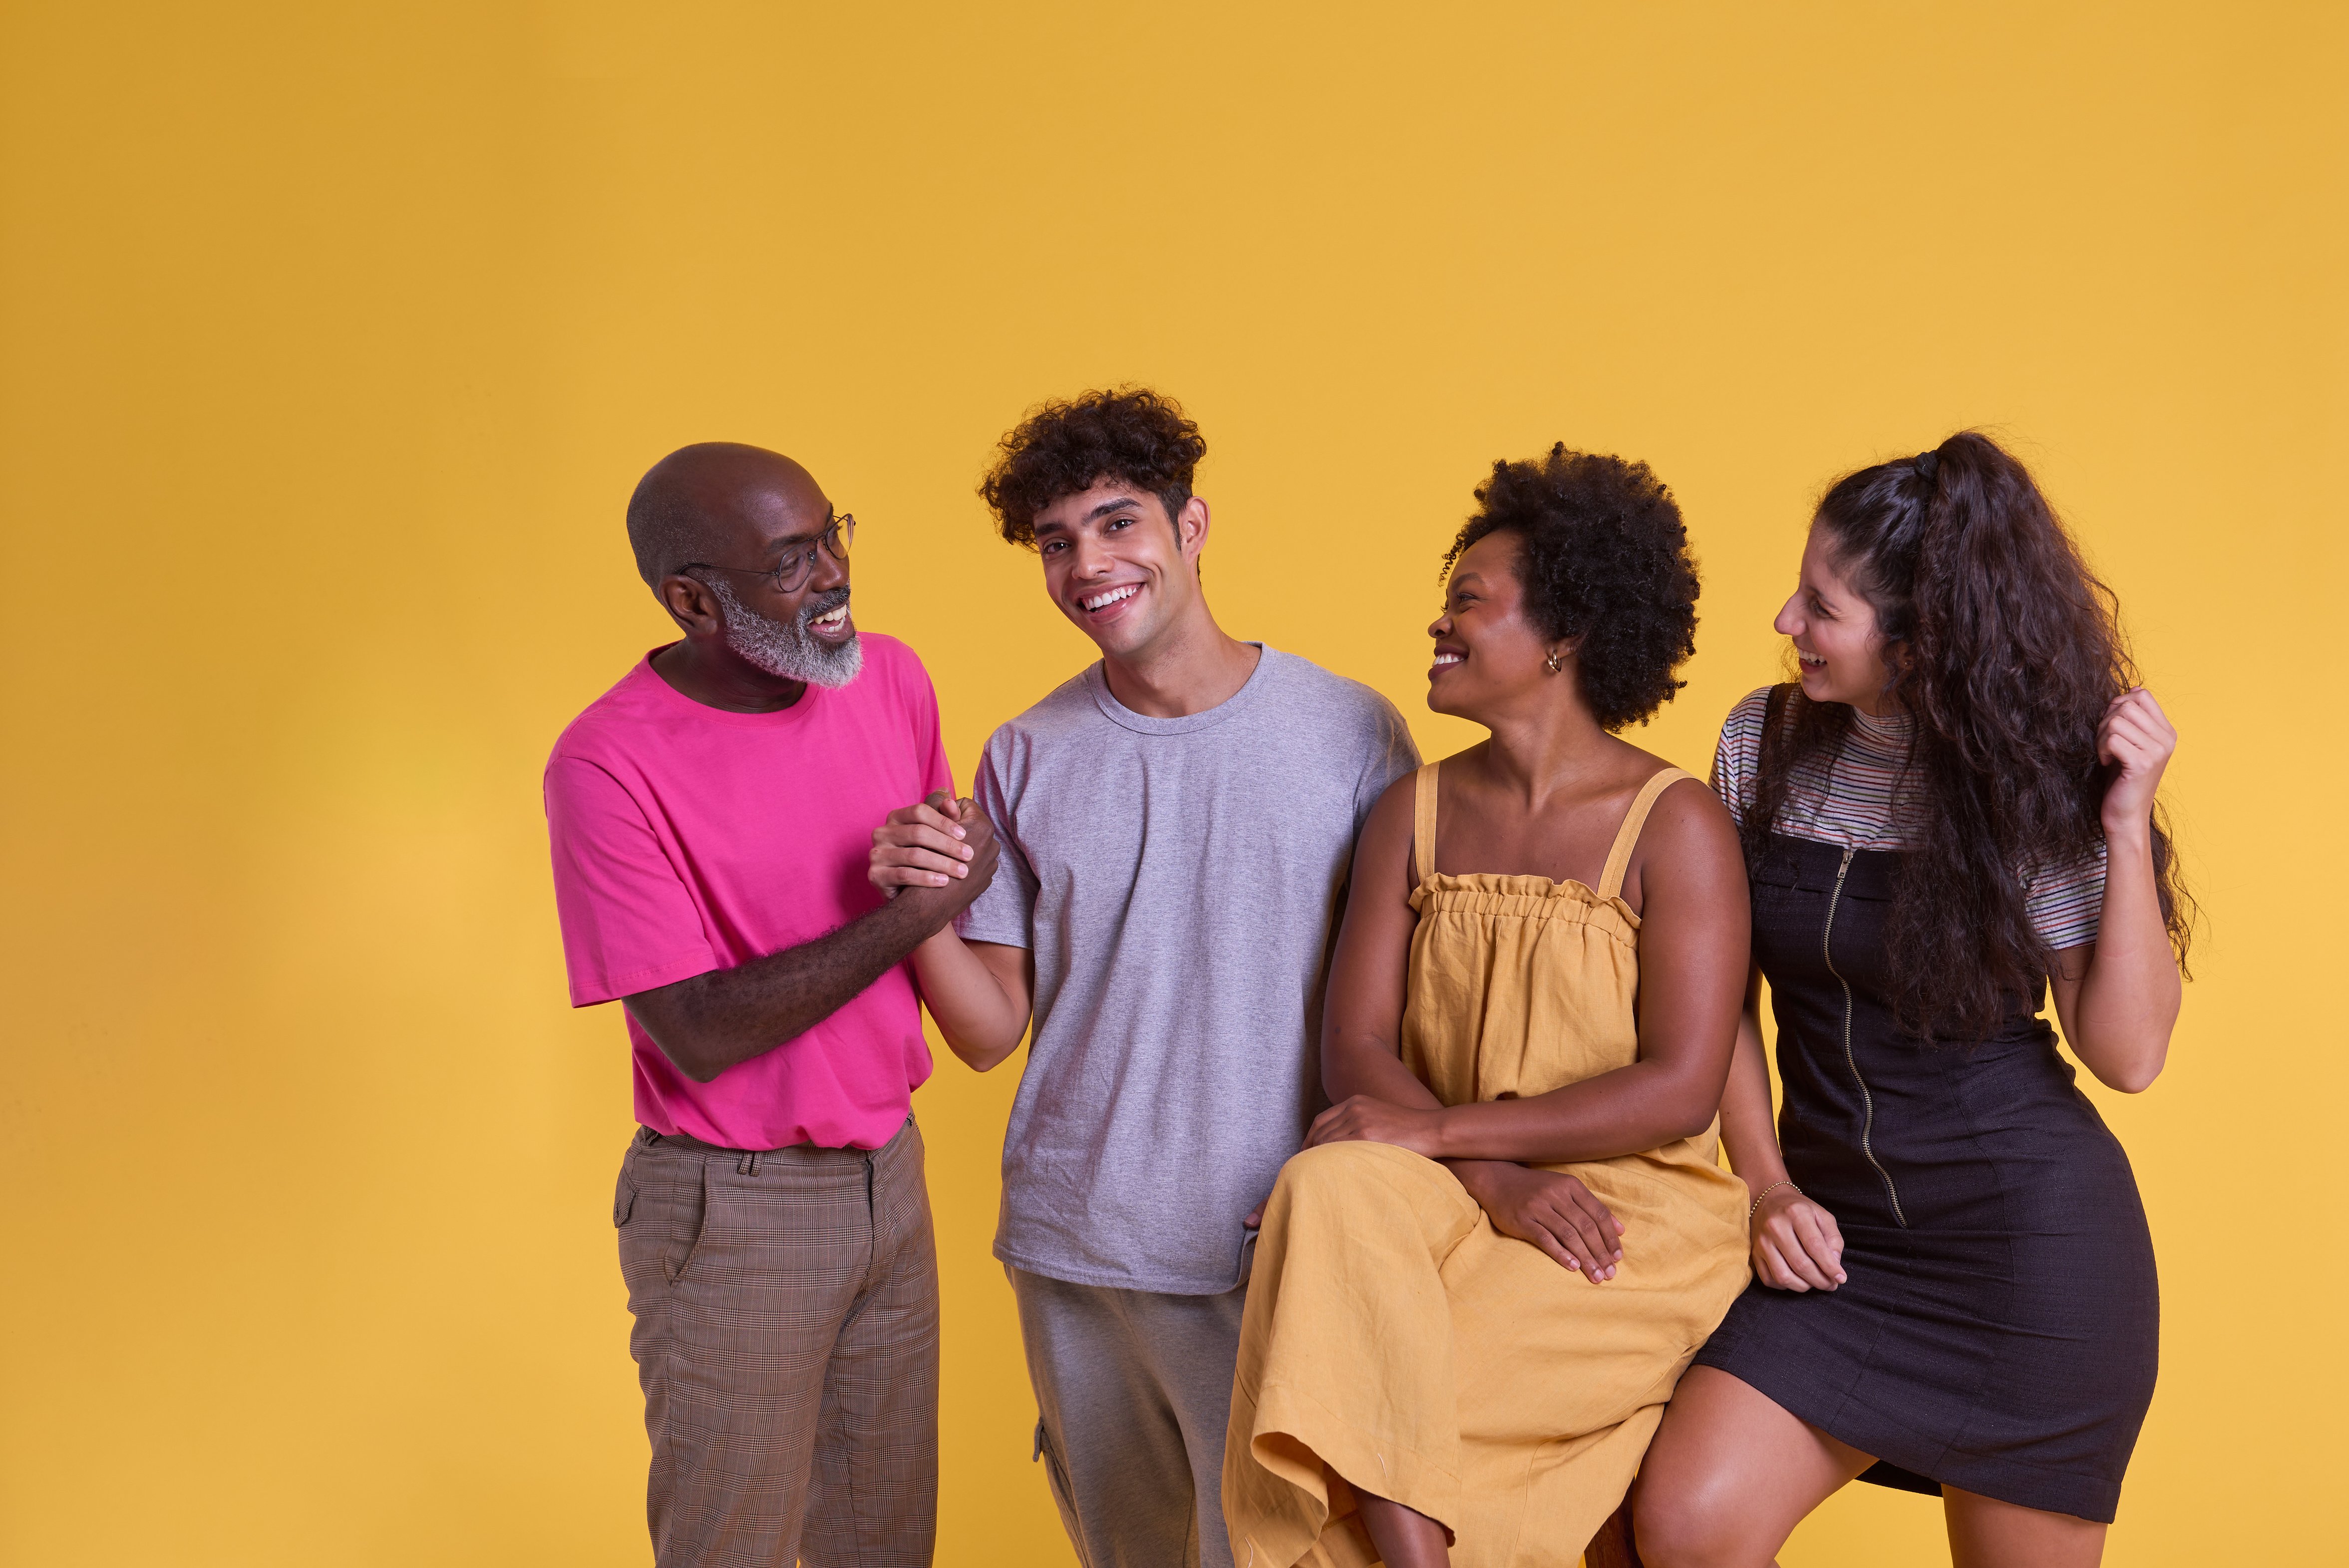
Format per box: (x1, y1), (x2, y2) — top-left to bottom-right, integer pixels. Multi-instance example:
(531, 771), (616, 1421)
(1630, 1476), (1747, 1568)
(1271, 1140), (1400, 1208)
(1260, 1142), (1405, 1235)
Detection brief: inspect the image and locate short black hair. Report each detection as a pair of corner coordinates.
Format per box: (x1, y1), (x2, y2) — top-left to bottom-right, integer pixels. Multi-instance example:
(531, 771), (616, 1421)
(979, 386), (1206, 546)
(1441, 444), (1699, 729)
(625, 473), (708, 588)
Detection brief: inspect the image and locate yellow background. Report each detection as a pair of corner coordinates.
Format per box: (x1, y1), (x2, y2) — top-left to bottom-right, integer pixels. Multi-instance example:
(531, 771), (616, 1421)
(2, 3), (2340, 1564)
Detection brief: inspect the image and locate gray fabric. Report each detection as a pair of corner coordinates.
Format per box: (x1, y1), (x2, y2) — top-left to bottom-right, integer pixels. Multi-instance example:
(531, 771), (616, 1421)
(960, 646), (1419, 1294)
(1009, 1266), (1248, 1568)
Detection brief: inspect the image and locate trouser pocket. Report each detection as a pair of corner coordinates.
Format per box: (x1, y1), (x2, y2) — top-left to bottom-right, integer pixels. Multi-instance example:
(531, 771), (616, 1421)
(1032, 1417), (1090, 1567)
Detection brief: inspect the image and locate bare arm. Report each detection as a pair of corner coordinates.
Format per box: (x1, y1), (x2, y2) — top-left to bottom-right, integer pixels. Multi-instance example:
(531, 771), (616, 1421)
(1319, 774), (1449, 1113)
(622, 834), (997, 1083)
(1312, 771), (1626, 1278)
(1716, 965), (1787, 1193)
(866, 793), (1033, 1070)
(904, 935), (1033, 1072)
(2048, 688), (2184, 1093)
(1312, 779), (1748, 1164)
(1718, 964), (1849, 1292)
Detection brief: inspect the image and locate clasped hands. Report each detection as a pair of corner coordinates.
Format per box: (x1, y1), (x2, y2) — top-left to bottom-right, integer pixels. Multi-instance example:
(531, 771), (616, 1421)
(1300, 1094), (1628, 1284)
(869, 791), (1001, 914)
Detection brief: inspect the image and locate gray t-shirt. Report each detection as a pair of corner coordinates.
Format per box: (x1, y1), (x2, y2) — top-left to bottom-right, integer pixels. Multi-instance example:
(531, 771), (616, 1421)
(959, 646), (1419, 1294)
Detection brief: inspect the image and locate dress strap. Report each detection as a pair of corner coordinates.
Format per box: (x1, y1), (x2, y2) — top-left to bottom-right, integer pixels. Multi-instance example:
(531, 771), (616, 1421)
(1411, 762), (1441, 887)
(1597, 767), (1694, 901)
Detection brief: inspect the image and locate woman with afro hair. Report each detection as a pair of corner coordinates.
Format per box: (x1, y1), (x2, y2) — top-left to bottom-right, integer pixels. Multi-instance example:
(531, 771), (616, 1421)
(1636, 433), (2187, 1568)
(1222, 446), (1755, 1567)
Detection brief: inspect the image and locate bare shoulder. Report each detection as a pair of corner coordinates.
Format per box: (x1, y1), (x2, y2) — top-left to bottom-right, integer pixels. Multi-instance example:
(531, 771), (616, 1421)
(1362, 765), (1423, 847)
(1636, 770), (1742, 868)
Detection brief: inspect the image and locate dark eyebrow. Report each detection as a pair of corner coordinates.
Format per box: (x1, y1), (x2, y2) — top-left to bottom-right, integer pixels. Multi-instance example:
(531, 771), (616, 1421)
(1033, 497), (1142, 539)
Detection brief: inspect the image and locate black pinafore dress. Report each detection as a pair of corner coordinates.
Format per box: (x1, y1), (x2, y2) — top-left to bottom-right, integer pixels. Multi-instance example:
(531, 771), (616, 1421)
(1691, 833), (2160, 1524)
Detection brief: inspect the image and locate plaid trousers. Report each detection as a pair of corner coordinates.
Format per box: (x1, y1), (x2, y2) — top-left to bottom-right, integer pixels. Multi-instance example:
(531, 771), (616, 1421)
(616, 1115), (939, 1568)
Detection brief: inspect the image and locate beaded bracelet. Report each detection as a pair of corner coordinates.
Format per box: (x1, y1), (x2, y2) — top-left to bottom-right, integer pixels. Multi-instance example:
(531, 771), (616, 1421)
(1748, 1180), (1800, 1217)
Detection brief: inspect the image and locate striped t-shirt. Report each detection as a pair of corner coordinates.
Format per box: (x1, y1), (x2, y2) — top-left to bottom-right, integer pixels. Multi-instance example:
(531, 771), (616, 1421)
(1710, 686), (2105, 953)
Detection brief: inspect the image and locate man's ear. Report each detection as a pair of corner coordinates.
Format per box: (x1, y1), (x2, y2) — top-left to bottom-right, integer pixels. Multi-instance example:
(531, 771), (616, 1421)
(656, 573), (724, 636)
(1176, 495), (1211, 561)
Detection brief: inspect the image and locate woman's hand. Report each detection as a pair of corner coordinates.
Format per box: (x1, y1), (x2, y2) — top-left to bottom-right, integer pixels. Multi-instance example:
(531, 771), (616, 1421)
(1749, 1185), (1846, 1292)
(1306, 1094), (1449, 1158)
(1458, 1162), (1625, 1282)
(2097, 687), (2177, 834)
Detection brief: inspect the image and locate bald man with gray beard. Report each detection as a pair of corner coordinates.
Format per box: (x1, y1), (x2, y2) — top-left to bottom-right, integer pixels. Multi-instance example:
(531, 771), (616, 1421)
(543, 443), (997, 1567)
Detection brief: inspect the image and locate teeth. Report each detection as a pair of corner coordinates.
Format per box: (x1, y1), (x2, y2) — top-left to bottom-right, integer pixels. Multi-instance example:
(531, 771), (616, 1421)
(812, 605), (848, 627)
(1081, 585), (1139, 612)
(1433, 653), (1463, 665)
(1797, 651), (1824, 666)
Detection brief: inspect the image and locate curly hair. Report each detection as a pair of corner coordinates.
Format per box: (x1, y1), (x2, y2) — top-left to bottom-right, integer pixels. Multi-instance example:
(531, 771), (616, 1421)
(1439, 443), (1699, 730)
(979, 386), (1207, 547)
(1741, 430), (2195, 1037)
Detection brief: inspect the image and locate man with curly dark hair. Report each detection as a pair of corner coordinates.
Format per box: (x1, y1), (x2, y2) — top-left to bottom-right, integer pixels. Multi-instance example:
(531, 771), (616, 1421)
(865, 387), (1419, 1568)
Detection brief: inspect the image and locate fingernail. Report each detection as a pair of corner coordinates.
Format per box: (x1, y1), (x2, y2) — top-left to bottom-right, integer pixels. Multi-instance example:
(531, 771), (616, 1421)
(954, 827), (967, 839)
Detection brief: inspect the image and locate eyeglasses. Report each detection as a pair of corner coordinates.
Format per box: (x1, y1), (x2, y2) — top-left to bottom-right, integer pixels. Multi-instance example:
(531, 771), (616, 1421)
(684, 512), (856, 595)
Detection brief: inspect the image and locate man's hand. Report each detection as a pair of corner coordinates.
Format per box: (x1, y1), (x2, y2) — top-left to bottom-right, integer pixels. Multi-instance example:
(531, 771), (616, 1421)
(872, 793), (1001, 921)
(1305, 1094), (1449, 1158)
(1456, 1162), (1625, 1282)
(627, 796), (998, 1085)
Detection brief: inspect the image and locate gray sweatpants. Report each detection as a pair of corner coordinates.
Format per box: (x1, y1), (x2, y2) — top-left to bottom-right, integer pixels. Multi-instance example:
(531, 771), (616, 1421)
(1008, 1266), (1248, 1568)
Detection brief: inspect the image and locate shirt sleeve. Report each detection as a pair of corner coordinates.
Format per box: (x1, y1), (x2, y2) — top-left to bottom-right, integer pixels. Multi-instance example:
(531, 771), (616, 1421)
(955, 734), (1037, 950)
(1353, 694), (1423, 838)
(895, 640), (957, 802)
(543, 754), (719, 1006)
(1710, 687), (1772, 826)
(2026, 840), (2107, 952)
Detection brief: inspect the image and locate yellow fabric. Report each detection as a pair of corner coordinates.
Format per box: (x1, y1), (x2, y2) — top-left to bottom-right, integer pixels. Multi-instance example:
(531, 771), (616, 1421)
(1223, 763), (1753, 1568)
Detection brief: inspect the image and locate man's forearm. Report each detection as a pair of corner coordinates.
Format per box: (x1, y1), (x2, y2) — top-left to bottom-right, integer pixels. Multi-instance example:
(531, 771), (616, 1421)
(626, 891), (956, 1083)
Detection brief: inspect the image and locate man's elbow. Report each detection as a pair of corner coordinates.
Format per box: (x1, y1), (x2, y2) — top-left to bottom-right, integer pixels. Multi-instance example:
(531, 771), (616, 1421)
(641, 1019), (730, 1083)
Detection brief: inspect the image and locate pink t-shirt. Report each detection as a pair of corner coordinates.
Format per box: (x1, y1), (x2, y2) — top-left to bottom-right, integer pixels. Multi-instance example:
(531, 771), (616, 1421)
(543, 633), (952, 1150)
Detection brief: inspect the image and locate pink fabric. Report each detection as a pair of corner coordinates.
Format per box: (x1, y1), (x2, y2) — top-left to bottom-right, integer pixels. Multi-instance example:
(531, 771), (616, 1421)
(544, 633), (952, 1150)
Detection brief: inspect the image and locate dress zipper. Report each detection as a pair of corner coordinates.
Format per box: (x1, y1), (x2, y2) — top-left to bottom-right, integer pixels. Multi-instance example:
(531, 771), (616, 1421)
(1822, 846), (1906, 1227)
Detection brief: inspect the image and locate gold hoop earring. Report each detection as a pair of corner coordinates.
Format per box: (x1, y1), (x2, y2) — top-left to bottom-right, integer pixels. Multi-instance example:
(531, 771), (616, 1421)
(1544, 650), (1563, 673)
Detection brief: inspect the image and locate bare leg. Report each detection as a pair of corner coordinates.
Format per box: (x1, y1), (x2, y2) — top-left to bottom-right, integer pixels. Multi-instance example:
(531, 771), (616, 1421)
(1355, 1487), (1450, 1568)
(1633, 1367), (1874, 1568)
(1944, 1488), (2106, 1568)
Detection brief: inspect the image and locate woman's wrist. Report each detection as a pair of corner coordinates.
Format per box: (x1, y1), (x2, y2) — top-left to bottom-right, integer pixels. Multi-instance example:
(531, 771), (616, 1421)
(1431, 1105), (1467, 1161)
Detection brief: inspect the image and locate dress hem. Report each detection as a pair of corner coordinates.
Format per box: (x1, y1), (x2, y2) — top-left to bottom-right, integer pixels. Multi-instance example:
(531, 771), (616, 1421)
(1689, 1344), (2125, 1525)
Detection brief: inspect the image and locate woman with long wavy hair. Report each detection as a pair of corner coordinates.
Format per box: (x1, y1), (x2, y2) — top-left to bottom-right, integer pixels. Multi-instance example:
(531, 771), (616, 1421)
(1633, 433), (2189, 1568)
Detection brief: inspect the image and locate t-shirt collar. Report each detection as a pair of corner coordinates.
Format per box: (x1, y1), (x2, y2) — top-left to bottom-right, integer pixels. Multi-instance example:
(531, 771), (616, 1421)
(633, 643), (833, 729)
(1086, 643), (1274, 735)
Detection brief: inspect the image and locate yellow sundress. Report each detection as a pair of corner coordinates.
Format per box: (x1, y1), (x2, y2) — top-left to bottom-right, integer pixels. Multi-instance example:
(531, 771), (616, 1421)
(1222, 763), (1751, 1567)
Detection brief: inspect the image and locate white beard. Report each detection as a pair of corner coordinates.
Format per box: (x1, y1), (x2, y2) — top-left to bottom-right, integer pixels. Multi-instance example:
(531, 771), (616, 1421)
(709, 577), (863, 689)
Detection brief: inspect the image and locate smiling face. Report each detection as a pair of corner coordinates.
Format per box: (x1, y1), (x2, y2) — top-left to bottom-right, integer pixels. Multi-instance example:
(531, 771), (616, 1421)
(1426, 531), (1561, 721)
(1775, 524), (1896, 711)
(698, 476), (861, 686)
(1031, 479), (1210, 660)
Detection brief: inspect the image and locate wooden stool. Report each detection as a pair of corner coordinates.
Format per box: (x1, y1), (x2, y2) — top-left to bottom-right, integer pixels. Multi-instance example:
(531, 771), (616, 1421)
(1583, 1497), (1644, 1568)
